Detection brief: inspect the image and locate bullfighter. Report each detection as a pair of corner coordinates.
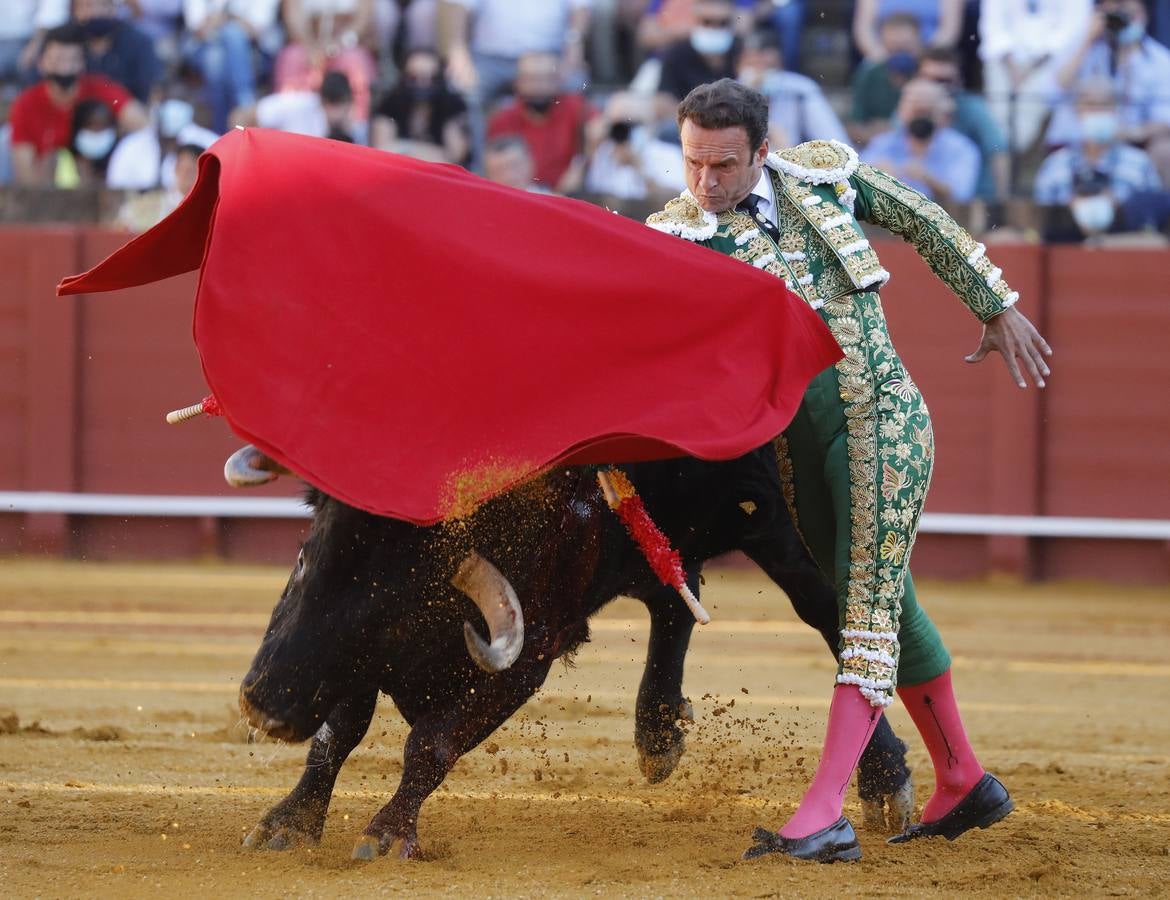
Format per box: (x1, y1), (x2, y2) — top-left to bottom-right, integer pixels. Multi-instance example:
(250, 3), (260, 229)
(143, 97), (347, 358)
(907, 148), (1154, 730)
(646, 78), (1052, 863)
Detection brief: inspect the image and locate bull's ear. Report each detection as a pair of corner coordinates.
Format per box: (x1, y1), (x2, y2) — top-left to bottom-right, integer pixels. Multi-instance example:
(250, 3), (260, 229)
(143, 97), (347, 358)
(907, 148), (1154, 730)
(302, 486), (325, 512)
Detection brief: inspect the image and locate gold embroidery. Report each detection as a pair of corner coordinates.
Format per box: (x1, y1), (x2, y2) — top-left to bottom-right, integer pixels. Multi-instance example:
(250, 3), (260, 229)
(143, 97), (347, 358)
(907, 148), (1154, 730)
(854, 163), (1016, 321)
(645, 193), (717, 240)
(775, 140), (858, 181)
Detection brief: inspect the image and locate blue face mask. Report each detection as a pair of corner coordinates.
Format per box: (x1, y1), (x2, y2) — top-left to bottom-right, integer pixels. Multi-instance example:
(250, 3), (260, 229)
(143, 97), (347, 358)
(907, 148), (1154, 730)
(1071, 194), (1115, 235)
(690, 27), (734, 56)
(1117, 21), (1146, 44)
(1078, 110), (1119, 144)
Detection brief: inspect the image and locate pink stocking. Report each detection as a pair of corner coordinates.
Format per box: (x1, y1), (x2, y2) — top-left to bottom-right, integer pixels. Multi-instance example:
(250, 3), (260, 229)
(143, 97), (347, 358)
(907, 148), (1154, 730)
(896, 669), (985, 822)
(779, 683), (882, 838)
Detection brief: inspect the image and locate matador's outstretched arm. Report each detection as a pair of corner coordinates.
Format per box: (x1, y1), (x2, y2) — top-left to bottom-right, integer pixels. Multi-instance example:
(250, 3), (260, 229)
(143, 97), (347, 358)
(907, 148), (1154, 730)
(851, 162), (1052, 388)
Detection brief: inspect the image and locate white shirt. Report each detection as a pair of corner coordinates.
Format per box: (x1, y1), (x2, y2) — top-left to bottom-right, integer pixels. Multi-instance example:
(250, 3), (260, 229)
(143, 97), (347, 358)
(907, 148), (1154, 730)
(451, 0), (591, 58)
(746, 168), (778, 227)
(183, 0), (281, 32)
(978, 0), (1092, 65)
(256, 91), (328, 138)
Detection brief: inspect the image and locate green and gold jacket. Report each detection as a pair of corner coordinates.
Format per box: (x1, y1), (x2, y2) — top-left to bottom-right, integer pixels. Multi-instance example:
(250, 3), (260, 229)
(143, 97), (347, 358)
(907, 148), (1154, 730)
(646, 139), (1018, 322)
(648, 140), (1021, 704)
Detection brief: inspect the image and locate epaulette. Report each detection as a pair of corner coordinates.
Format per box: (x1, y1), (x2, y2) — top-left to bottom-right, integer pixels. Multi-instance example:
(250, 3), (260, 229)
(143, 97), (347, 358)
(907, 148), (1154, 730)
(645, 191), (718, 242)
(771, 139), (859, 185)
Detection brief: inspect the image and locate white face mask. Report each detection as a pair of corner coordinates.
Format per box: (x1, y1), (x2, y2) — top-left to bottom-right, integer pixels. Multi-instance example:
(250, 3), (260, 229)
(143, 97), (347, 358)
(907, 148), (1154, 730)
(1070, 193), (1115, 234)
(1078, 110), (1118, 145)
(691, 26), (734, 56)
(75, 127), (117, 160)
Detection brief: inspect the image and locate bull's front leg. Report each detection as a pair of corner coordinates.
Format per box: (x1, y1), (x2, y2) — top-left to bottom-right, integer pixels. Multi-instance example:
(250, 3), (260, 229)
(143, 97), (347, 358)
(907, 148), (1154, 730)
(634, 568), (699, 783)
(243, 689), (378, 850)
(353, 657), (552, 862)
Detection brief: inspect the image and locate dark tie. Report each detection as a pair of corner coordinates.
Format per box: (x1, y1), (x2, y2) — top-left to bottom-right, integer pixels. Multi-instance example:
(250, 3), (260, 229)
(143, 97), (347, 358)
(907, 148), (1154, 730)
(736, 193), (779, 242)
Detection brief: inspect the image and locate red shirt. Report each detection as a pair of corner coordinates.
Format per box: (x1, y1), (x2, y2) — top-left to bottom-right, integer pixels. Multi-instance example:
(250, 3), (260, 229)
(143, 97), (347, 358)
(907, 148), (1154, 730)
(9, 75), (132, 158)
(487, 94), (596, 188)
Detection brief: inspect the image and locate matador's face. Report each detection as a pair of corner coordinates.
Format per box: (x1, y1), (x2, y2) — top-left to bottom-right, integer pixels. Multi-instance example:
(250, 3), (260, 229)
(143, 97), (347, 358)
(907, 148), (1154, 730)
(681, 120), (768, 214)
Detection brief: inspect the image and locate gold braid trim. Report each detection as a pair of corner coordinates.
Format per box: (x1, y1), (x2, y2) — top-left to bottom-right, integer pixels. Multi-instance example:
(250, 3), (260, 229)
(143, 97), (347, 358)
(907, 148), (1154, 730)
(853, 163), (1019, 321)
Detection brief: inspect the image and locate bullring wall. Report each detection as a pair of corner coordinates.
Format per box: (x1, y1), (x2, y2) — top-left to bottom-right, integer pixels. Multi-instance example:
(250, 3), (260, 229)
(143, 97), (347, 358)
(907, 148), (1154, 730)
(0, 227), (1167, 582)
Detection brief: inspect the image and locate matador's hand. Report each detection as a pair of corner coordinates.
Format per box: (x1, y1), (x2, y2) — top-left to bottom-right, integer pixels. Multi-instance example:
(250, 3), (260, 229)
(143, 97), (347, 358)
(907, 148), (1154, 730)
(965, 307), (1053, 389)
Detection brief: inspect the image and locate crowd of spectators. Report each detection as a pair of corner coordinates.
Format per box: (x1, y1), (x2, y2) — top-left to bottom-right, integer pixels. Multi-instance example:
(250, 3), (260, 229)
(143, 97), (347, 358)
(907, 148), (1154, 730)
(2, 0), (1169, 243)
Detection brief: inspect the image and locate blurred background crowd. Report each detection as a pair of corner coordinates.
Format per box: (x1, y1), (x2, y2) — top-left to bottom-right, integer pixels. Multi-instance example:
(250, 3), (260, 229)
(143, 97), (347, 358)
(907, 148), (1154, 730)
(2, 0), (1170, 243)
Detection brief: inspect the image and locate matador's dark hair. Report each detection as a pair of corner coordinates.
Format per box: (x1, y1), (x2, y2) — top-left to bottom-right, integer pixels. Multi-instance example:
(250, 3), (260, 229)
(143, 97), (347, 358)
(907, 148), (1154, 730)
(676, 78), (770, 152)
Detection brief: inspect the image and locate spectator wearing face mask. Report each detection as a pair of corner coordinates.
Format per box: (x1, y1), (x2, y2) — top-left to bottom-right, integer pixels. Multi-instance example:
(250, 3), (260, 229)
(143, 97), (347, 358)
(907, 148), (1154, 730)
(73, 0), (162, 103)
(917, 47), (1008, 201)
(852, 0), (963, 61)
(370, 48), (470, 165)
(979, 0), (1092, 153)
(1050, 0), (1170, 185)
(106, 95), (218, 190)
(9, 23), (146, 186)
(861, 76), (981, 207)
(58, 96), (118, 186)
(849, 12), (923, 146)
(485, 51), (598, 194)
(658, 0), (742, 102)
(1035, 79), (1163, 240)
(636, 0), (751, 53)
(442, 0), (591, 166)
(736, 29), (847, 147)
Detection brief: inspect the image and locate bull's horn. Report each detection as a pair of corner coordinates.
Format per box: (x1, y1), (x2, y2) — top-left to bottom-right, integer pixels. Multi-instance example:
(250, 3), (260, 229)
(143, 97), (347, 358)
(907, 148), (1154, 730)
(224, 444), (291, 487)
(451, 552), (524, 673)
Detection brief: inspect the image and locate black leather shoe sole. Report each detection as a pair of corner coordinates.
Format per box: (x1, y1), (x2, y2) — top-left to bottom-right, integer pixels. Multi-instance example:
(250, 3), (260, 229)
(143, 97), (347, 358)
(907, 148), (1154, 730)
(743, 818), (862, 863)
(889, 773), (1014, 844)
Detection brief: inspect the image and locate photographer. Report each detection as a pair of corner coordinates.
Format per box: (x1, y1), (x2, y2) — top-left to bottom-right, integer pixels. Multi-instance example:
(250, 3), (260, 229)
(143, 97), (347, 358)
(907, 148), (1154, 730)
(1035, 79), (1165, 242)
(583, 92), (685, 203)
(1051, 0), (1170, 184)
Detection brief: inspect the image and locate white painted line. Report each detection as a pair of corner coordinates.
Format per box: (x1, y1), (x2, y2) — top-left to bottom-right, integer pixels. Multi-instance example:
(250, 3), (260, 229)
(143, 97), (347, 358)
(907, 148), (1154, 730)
(2, 492), (1169, 539)
(0, 491), (312, 518)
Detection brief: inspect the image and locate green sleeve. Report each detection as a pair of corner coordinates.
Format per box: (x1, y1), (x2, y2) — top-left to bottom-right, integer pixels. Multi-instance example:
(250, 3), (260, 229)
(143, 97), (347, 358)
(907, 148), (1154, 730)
(850, 162), (1018, 322)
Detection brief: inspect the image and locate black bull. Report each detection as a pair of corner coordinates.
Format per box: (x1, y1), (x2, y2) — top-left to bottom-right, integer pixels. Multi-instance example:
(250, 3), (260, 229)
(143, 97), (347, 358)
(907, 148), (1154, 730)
(236, 444), (912, 860)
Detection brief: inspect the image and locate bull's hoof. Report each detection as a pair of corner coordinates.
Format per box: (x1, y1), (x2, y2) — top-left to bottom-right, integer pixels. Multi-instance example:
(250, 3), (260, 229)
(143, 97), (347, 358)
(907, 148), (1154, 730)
(242, 822), (320, 851)
(352, 836), (380, 861)
(352, 832), (423, 862)
(242, 800), (326, 851)
(635, 698), (693, 784)
(860, 777), (915, 834)
(638, 741), (685, 784)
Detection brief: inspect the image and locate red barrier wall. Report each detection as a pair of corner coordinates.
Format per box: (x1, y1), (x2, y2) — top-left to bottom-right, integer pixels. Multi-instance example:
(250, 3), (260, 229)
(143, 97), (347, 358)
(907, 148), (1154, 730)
(0, 227), (1167, 581)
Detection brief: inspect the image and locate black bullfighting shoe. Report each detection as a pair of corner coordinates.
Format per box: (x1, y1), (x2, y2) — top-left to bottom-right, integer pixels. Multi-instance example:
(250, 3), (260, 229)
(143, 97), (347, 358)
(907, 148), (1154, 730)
(742, 818), (862, 863)
(888, 773), (1014, 844)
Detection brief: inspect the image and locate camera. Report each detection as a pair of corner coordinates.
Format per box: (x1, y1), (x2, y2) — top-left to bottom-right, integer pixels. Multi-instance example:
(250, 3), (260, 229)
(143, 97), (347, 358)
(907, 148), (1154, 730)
(1104, 10), (1130, 33)
(609, 121), (632, 144)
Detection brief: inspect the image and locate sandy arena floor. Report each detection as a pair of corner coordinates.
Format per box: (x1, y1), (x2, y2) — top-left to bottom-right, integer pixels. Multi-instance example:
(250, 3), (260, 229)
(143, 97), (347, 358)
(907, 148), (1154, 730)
(1, 560), (1168, 898)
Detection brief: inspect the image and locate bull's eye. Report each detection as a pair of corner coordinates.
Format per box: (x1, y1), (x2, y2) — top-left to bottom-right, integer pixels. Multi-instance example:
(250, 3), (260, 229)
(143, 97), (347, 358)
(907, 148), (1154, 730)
(294, 548), (306, 583)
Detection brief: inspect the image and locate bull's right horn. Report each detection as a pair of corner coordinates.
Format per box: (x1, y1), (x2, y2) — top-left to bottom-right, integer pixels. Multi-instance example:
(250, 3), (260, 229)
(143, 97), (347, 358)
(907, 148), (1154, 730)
(224, 444), (291, 487)
(451, 552), (524, 673)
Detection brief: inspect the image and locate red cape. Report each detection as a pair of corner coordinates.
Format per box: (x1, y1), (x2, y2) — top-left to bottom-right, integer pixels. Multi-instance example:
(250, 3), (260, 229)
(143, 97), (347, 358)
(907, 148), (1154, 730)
(59, 129), (841, 524)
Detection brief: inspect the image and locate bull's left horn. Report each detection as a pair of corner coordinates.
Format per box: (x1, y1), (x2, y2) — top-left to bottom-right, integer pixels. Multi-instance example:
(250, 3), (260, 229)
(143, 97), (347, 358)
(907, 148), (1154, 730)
(224, 445), (291, 487)
(451, 552), (524, 673)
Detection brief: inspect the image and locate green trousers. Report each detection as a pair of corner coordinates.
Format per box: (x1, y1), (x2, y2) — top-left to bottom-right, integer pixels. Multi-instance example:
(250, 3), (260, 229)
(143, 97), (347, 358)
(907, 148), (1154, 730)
(777, 290), (951, 705)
